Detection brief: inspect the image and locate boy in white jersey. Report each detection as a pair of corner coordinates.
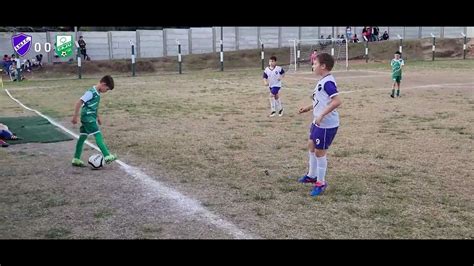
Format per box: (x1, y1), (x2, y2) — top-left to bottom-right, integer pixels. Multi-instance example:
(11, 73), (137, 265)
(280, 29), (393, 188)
(298, 53), (342, 197)
(263, 56), (285, 117)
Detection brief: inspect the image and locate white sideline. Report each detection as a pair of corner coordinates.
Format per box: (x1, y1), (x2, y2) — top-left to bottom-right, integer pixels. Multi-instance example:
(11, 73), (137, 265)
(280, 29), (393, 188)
(4, 88), (257, 239)
(339, 82), (474, 94)
(211, 78), (474, 94)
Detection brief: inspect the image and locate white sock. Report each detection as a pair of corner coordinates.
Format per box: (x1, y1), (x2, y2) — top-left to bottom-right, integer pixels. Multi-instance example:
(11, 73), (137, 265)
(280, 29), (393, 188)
(270, 98), (276, 112)
(308, 152), (318, 178)
(316, 156), (327, 183)
(276, 99), (282, 111)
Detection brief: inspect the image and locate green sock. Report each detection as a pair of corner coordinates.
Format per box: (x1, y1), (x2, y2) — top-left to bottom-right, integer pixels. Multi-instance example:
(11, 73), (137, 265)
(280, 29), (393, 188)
(74, 135), (87, 159)
(391, 89), (395, 96)
(396, 89), (400, 96)
(94, 132), (111, 157)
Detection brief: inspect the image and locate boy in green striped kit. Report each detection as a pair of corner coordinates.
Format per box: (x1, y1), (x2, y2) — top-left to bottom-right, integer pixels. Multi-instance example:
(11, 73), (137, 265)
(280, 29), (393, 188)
(390, 51), (404, 98)
(71, 75), (117, 167)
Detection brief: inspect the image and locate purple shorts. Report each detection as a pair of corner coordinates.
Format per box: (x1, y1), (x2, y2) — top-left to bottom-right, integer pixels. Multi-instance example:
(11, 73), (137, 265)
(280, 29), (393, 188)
(269, 87), (281, 95)
(0, 129), (13, 140)
(309, 123), (338, 150)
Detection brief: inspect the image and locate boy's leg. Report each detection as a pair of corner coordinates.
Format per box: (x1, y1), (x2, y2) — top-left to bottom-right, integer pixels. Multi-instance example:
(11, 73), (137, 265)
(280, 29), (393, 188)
(93, 132), (111, 157)
(315, 149), (328, 183)
(74, 125), (88, 160)
(269, 90), (276, 116)
(72, 132), (87, 166)
(0, 139), (9, 147)
(81, 121), (110, 157)
(275, 93), (283, 112)
(269, 94), (276, 111)
(278, 97), (284, 116)
(396, 79), (401, 97)
(299, 127), (318, 183)
(313, 127), (338, 184)
(310, 154), (327, 199)
(391, 82), (396, 98)
(310, 127), (337, 196)
(308, 140), (318, 178)
(94, 132), (117, 163)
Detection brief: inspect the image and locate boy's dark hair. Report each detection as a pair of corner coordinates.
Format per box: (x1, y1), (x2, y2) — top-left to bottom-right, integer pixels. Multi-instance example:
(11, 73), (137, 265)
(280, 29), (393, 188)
(100, 75), (114, 90)
(269, 56), (277, 61)
(395, 51), (401, 55)
(316, 53), (335, 71)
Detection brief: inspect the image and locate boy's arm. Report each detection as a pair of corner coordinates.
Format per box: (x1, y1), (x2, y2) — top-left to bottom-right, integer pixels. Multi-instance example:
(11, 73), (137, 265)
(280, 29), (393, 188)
(298, 104), (313, 114)
(71, 99), (84, 124)
(278, 68), (285, 81)
(263, 71), (269, 86)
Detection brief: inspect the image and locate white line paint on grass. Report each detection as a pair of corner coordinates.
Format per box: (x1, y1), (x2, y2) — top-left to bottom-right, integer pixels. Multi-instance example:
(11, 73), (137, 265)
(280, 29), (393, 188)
(4, 88), (257, 239)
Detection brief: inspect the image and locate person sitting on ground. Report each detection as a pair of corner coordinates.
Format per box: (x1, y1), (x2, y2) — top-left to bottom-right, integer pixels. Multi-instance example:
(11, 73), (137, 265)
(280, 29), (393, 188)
(34, 54), (43, 68)
(9, 61), (25, 81)
(2, 54), (12, 74)
(352, 34), (360, 43)
(22, 59), (32, 72)
(0, 123), (20, 148)
(340, 34), (346, 44)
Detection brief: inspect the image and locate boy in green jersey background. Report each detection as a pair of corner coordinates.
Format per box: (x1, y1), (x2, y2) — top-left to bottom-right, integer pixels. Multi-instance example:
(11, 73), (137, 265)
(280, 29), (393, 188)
(390, 51), (405, 98)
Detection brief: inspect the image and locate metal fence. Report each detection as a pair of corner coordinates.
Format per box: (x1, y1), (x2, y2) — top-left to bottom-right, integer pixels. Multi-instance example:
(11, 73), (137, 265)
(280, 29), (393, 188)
(0, 27), (470, 63)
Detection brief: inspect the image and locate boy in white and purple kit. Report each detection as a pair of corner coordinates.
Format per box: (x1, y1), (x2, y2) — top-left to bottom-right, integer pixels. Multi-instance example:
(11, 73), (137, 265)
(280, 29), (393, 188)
(263, 56), (285, 117)
(298, 53), (342, 197)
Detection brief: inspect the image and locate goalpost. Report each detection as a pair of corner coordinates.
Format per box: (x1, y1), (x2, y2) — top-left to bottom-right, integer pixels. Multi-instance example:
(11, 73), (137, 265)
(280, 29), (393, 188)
(289, 38), (349, 72)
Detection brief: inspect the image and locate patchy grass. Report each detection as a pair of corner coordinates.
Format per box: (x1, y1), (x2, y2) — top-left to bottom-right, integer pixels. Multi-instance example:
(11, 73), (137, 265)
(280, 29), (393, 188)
(93, 209), (114, 219)
(44, 227), (72, 239)
(1, 58), (473, 239)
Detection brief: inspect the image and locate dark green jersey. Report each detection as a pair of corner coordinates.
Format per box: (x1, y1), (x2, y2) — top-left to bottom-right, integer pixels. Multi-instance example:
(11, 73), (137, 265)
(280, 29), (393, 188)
(391, 58), (404, 77)
(80, 86), (101, 123)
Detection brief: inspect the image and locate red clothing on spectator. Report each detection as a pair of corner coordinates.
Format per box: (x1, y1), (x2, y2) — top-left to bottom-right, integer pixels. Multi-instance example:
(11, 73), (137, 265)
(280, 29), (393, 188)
(310, 52), (318, 64)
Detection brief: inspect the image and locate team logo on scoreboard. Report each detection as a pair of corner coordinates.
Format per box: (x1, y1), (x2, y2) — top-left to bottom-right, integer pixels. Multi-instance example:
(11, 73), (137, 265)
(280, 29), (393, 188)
(56, 35), (74, 58)
(11, 33), (33, 57)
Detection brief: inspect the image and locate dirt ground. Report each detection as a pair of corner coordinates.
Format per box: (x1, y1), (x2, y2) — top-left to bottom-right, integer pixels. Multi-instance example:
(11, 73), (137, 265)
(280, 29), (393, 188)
(1, 59), (473, 239)
(0, 95), (256, 239)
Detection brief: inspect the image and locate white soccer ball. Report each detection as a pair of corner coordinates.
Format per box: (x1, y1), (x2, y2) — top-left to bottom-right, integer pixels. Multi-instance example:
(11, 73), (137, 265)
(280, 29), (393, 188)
(88, 154), (104, 169)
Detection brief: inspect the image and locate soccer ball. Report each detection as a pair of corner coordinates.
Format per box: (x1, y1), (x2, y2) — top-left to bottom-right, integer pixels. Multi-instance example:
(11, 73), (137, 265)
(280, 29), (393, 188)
(88, 154), (104, 169)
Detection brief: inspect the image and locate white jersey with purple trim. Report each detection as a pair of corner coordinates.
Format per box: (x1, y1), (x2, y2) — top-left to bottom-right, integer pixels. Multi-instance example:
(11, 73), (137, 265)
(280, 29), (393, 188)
(263, 66), (285, 87)
(313, 74), (340, 128)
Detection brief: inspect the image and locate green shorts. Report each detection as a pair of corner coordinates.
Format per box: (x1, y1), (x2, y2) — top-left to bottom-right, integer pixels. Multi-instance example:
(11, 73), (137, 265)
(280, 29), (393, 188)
(392, 76), (402, 83)
(80, 121), (100, 136)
